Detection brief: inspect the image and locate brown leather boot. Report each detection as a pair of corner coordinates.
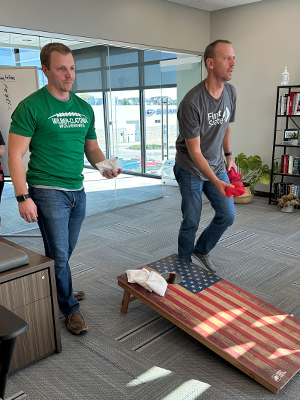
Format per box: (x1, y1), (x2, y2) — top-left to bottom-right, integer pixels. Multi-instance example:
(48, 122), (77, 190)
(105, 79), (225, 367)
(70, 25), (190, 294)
(67, 312), (88, 335)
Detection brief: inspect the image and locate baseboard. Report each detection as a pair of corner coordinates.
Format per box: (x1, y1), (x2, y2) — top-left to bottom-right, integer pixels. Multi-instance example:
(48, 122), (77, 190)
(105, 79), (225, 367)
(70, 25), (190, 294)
(255, 190), (270, 198)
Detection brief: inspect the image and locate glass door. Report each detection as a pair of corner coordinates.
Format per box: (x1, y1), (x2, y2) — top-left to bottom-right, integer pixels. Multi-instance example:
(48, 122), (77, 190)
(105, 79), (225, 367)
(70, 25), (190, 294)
(107, 90), (142, 172)
(144, 88), (164, 176)
(159, 55), (202, 182)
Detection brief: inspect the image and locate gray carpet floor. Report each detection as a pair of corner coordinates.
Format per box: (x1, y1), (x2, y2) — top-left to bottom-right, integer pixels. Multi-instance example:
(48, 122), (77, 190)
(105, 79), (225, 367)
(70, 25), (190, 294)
(3, 186), (300, 400)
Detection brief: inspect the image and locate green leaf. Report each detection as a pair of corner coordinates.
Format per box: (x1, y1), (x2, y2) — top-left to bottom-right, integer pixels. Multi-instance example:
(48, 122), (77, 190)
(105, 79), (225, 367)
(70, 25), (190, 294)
(260, 173), (271, 185)
(234, 152), (273, 193)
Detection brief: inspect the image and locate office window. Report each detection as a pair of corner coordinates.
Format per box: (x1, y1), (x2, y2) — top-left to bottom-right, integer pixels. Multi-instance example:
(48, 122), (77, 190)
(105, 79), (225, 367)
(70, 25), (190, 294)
(0, 47), (16, 66)
(77, 92), (106, 163)
(108, 66), (139, 90)
(75, 70), (103, 91)
(19, 49), (40, 67)
(144, 50), (177, 62)
(107, 47), (138, 66)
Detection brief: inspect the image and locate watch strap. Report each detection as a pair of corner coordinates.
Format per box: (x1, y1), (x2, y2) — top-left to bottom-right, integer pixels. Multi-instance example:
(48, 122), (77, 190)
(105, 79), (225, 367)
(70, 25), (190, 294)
(16, 194), (30, 202)
(224, 151), (233, 157)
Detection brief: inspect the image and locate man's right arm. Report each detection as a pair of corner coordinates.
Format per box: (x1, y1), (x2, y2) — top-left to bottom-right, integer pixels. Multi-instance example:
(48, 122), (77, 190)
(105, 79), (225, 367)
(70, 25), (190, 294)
(8, 133), (38, 223)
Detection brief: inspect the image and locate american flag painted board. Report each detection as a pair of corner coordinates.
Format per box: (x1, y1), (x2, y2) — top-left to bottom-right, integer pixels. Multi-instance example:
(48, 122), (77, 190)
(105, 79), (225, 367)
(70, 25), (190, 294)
(117, 254), (300, 393)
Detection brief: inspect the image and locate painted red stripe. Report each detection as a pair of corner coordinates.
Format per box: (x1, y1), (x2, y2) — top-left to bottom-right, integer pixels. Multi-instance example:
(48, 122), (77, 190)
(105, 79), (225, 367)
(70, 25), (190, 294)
(208, 282), (300, 343)
(216, 281), (300, 339)
(203, 286), (300, 355)
(223, 280), (290, 315)
(199, 288), (300, 346)
(168, 285), (300, 369)
(220, 280), (300, 332)
(210, 282), (288, 323)
(197, 291), (300, 368)
(164, 289), (286, 373)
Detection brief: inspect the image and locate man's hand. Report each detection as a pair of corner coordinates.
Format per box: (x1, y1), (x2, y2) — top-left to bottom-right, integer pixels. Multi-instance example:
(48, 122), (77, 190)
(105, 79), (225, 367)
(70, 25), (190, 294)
(18, 198), (38, 223)
(102, 168), (122, 179)
(225, 156), (237, 172)
(215, 180), (234, 197)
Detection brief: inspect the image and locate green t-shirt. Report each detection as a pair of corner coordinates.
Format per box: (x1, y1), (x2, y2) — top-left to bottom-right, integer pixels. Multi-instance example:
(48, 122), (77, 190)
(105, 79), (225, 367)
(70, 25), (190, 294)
(10, 86), (97, 190)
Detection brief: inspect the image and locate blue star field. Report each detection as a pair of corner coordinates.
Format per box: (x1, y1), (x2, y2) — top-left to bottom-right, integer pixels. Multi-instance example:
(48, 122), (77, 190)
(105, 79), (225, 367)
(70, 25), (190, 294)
(146, 254), (222, 294)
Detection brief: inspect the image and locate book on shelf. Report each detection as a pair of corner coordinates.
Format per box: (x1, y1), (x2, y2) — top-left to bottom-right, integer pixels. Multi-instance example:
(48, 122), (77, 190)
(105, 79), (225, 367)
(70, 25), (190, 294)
(273, 182), (297, 199)
(287, 92), (300, 115)
(280, 154), (300, 174)
(286, 95), (290, 115)
(279, 94), (288, 115)
(293, 156), (300, 174)
(288, 155), (295, 174)
(283, 154), (289, 173)
(293, 93), (300, 115)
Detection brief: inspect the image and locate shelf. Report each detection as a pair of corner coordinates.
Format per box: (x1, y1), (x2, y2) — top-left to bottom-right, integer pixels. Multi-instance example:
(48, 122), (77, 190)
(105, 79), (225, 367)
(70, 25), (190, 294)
(275, 144), (300, 147)
(278, 85), (300, 88)
(274, 173), (300, 177)
(276, 114), (300, 117)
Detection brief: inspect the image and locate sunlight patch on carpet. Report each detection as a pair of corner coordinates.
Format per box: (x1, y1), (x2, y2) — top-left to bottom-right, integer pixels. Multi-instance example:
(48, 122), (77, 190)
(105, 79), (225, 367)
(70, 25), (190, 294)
(161, 380), (210, 399)
(127, 366), (172, 386)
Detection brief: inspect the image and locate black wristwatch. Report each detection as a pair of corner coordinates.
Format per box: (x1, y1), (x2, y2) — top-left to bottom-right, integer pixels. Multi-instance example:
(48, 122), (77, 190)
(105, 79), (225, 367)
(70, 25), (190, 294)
(16, 194), (30, 202)
(224, 151), (233, 157)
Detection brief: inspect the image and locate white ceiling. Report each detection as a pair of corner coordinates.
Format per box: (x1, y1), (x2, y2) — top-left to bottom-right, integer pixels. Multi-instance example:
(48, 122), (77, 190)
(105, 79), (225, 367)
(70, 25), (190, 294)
(165, 0), (263, 12)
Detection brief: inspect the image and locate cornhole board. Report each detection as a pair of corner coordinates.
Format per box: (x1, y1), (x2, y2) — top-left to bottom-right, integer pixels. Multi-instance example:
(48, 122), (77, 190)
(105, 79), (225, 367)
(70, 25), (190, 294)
(117, 254), (300, 394)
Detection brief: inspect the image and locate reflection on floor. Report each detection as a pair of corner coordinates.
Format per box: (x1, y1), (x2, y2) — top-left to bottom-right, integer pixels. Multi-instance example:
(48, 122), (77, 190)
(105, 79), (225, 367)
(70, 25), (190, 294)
(0, 169), (164, 235)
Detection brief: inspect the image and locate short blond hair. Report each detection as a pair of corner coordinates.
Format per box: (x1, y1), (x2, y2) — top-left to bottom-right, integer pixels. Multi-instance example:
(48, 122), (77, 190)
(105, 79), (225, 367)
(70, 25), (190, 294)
(40, 42), (73, 70)
(204, 40), (232, 70)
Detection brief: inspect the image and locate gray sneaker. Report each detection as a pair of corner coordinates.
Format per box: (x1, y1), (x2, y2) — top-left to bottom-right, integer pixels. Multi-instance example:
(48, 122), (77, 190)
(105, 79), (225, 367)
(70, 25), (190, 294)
(192, 250), (216, 273)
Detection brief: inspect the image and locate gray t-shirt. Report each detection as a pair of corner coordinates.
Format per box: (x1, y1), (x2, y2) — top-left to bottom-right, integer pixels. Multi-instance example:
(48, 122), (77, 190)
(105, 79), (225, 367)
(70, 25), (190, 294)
(175, 80), (236, 180)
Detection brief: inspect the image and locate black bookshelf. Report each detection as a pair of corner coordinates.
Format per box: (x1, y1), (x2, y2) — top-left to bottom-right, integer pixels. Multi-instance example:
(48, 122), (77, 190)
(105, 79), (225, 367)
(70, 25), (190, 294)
(269, 85), (300, 204)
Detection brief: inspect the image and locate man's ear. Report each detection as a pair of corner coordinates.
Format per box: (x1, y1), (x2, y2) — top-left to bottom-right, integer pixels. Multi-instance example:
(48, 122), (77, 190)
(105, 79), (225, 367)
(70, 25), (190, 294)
(206, 58), (214, 70)
(41, 65), (48, 76)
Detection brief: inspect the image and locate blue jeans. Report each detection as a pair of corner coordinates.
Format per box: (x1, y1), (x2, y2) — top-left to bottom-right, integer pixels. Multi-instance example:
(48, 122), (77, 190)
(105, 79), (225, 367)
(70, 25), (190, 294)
(174, 163), (235, 261)
(29, 186), (86, 316)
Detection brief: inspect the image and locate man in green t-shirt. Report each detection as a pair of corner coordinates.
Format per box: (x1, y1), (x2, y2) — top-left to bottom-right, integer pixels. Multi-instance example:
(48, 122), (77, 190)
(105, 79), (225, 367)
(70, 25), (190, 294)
(8, 42), (122, 335)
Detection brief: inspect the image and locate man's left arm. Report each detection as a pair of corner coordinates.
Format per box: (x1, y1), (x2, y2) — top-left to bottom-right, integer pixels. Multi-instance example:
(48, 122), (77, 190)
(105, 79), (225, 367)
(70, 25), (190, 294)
(223, 123), (236, 172)
(84, 138), (122, 179)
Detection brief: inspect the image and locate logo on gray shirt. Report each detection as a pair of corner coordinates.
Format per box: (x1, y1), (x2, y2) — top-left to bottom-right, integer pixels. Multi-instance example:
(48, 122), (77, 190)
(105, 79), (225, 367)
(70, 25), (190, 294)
(208, 107), (230, 126)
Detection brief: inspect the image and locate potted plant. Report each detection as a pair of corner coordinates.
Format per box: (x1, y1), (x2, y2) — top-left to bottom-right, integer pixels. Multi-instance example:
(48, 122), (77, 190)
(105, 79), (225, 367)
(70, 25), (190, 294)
(277, 193), (300, 212)
(233, 153), (278, 204)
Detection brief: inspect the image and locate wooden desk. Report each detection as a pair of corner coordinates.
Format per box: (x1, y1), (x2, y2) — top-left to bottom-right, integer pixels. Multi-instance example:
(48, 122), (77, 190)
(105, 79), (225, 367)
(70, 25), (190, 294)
(0, 238), (62, 372)
(118, 254), (300, 394)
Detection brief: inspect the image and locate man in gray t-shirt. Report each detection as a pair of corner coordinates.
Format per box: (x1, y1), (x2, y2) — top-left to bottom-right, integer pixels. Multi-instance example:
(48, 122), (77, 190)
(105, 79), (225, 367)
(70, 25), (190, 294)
(174, 40), (237, 273)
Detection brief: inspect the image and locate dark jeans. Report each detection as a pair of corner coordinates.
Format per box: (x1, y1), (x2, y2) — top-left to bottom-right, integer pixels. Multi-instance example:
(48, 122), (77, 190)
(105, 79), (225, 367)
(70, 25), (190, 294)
(29, 186), (86, 316)
(174, 163), (236, 260)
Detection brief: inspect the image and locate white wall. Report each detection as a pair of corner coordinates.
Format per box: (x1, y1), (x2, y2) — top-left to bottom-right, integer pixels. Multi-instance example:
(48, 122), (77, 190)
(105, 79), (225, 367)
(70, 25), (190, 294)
(0, 0), (210, 54)
(211, 0), (300, 192)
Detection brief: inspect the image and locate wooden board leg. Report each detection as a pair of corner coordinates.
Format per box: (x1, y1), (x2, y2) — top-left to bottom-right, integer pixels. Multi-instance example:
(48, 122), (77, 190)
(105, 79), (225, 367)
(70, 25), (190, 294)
(120, 290), (135, 314)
